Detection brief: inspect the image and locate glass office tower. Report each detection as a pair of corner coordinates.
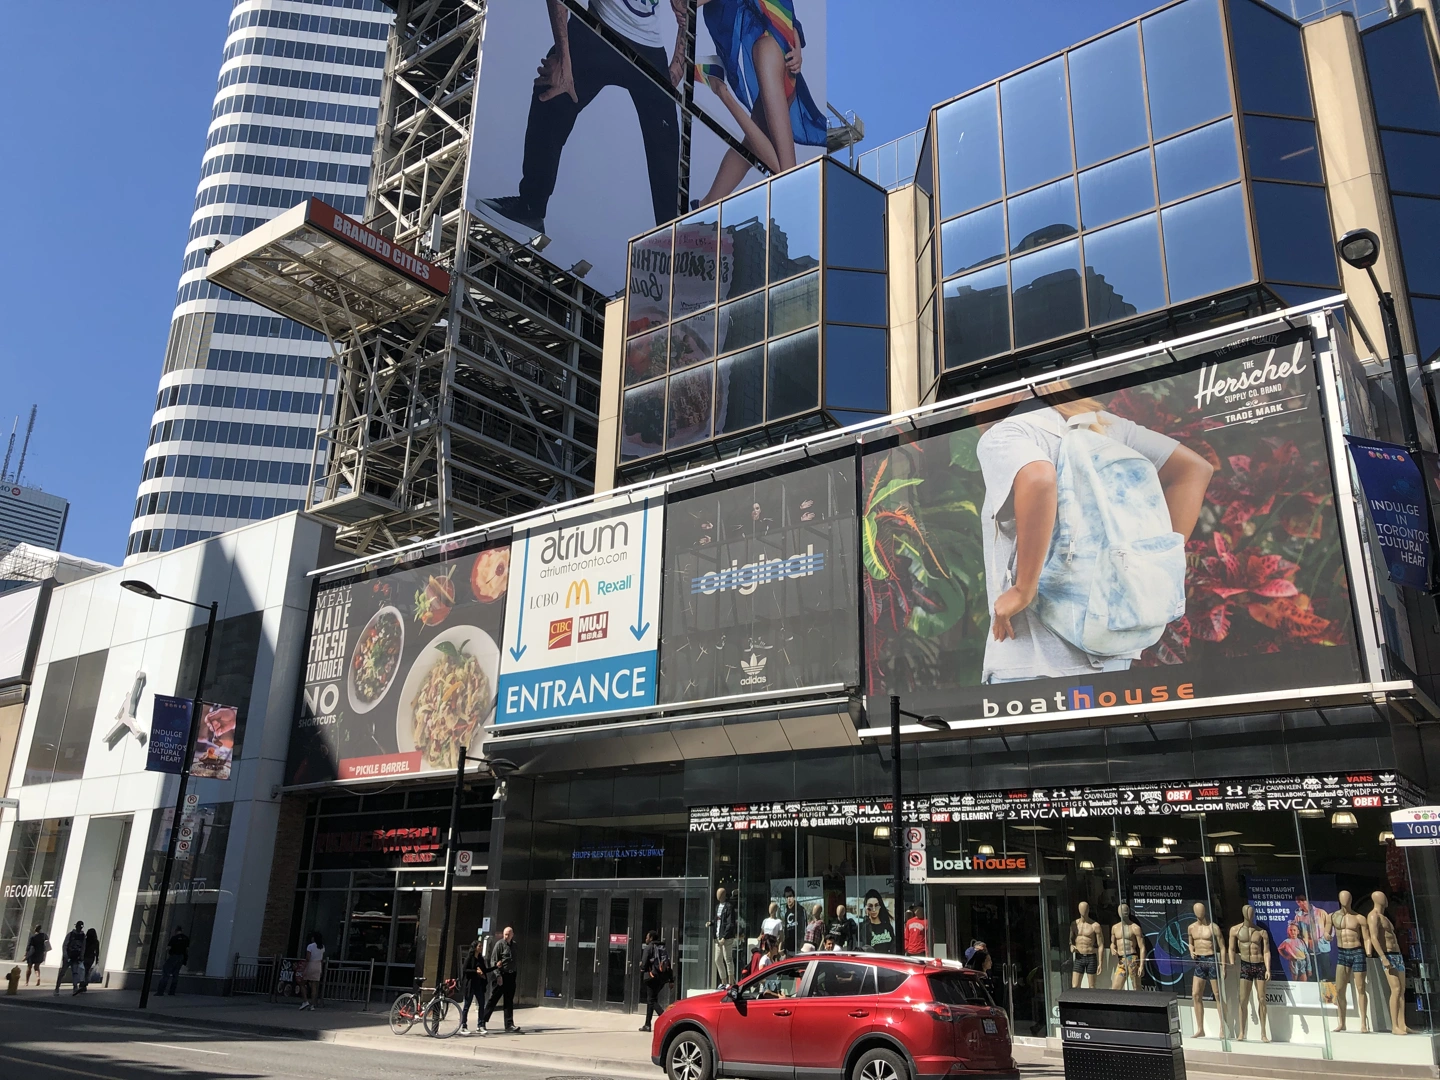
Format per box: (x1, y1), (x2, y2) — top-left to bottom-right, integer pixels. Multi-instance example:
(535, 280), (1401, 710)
(126, 0), (393, 560)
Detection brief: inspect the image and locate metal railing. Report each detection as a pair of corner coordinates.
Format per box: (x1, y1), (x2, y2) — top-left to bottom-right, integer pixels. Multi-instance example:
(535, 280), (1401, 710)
(855, 129), (923, 191)
(230, 954), (375, 1010)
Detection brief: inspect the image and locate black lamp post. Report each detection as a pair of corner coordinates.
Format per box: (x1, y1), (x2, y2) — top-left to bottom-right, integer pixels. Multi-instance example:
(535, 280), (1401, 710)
(888, 696), (948, 935)
(120, 579), (217, 1010)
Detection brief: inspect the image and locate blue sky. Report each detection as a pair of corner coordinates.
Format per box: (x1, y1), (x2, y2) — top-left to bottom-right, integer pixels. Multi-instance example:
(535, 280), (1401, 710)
(0, 0), (1156, 565)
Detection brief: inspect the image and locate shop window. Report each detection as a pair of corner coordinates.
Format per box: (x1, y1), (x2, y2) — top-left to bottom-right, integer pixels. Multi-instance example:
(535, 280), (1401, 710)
(25, 651), (107, 786)
(1363, 15), (1440, 135)
(1067, 25), (1148, 169)
(1161, 184), (1252, 302)
(1007, 177), (1077, 254)
(936, 87), (1001, 220)
(1011, 238), (1084, 348)
(1253, 182), (1340, 287)
(0, 818), (72, 960)
(1000, 56), (1073, 195)
(1084, 213), (1165, 325)
(941, 204), (1005, 278)
(942, 263), (1010, 368)
(1155, 118), (1239, 204)
(825, 161), (885, 271)
(1079, 149), (1155, 231)
(768, 164), (821, 283)
(1228, 0), (1313, 118)
(125, 803), (234, 975)
(721, 184), (768, 300)
(1245, 116), (1321, 184)
(1142, 0), (1232, 140)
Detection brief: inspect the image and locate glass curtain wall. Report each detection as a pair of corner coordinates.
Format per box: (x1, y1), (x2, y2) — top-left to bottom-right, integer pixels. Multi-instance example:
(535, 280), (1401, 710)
(686, 805), (1438, 1062)
(0, 818), (73, 961)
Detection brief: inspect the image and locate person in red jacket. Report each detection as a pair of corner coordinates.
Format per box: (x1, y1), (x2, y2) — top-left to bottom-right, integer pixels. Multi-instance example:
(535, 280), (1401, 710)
(904, 904), (929, 957)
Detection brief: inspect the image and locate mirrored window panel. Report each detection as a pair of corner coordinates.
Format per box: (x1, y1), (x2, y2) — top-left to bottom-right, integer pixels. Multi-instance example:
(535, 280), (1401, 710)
(826, 161), (886, 270)
(824, 325), (888, 411)
(1381, 130), (1440, 196)
(1229, 0), (1313, 118)
(670, 309), (717, 370)
(769, 271), (821, 338)
(940, 203), (1005, 278)
(1162, 184), (1253, 302)
(1155, 118), (1239, 204)
(1244, 116), (1321, 184)
(769, 164), (822, 283)
(1011, 238), (1084, 348)
(919, 238), (935, 306)
(943, 263), (1010, 368)
(826, 269), (887, 327)
(621, 380), (666, 461)
(1411, 296), (1440, 363)
(1364, 15), (1440, 134)
(936, 87), (1002, 220)
(1392, 196), (1440, 294)
(667, 364), (715, 450)
(625, 326), (668, 386)
(766, 327), (820, 420)
(672, 205), (720, 319)
(1068, 25), (1148, 168)
(1008, 177), (1078, 254)
(1253, 183), (1338, 286)
(1079, 149), (1155, 230)
(1083, 213), (1165, 326)
(628, 228), (672, 335)
(1001, 56), (1074, 194)
(717, 291), (766, 355)
(721, 184), (769, 300)
(1142, 0), (1232, 140)
(716, 345), (765, 434)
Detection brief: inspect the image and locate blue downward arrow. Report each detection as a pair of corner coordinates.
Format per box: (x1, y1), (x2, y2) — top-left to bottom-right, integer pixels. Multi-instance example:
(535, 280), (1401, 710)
(509, 533), (530, 661)
(629, 497), (651, 640)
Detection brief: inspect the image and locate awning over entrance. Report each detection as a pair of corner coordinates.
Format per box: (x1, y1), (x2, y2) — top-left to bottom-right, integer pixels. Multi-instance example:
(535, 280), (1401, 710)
(205, 198), (450, 334)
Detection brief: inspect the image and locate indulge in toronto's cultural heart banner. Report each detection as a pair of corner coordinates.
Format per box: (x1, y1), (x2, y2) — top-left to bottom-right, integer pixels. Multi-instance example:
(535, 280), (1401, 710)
(863, 331), (1362, 721)
(286, 543), (511, 784)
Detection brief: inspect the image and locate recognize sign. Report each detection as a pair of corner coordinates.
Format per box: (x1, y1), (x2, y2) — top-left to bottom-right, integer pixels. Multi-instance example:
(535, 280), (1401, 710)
(1391, 806), (1440, 846)
(496, 493), (664, 726)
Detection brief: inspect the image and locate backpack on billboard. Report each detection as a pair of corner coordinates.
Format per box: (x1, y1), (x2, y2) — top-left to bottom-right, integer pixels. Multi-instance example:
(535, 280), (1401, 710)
(1024, 410), (1186, 657)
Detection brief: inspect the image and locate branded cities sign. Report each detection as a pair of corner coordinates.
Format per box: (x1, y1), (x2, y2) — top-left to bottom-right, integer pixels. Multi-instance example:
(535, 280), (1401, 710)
(496, 493), (665, 725)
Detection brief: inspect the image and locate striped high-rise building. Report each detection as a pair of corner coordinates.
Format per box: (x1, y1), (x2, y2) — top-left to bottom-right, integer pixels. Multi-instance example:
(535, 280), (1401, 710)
(126, 0), (393, 560)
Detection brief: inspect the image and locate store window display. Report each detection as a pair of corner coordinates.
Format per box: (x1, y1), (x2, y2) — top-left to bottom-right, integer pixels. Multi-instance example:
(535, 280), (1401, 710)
(1228, 905), (1271, 1042)
(1331, 890), (1371, 1033)
(1111, 904), (1144, 990)
(1186, 902), (1224, 1037)
(1069, 902), (1104, 988)
(1369, 892), (1408, 1036)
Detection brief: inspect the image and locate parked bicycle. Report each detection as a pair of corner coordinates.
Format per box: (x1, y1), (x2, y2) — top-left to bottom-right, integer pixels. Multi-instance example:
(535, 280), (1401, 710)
(388, 977), (462, 1038)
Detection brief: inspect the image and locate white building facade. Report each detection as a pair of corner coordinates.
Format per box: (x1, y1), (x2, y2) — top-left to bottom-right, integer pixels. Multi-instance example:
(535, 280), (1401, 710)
(0, 514), (331, 988)
(127, 0), (393, 561)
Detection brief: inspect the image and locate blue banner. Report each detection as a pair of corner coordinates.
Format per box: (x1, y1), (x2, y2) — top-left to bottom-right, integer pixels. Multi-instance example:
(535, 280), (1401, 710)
(1347, 436), (1431, 590)
(146, 694), (192, 774)
(496, 650), (656, 725)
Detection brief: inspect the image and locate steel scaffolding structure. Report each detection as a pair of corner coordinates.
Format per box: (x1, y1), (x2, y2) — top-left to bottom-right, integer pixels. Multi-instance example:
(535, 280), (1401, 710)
(308, 0), (602, 553)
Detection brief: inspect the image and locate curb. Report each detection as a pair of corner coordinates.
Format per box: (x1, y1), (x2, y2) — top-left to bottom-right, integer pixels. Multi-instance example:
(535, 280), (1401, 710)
(0, 995), (657, 1077)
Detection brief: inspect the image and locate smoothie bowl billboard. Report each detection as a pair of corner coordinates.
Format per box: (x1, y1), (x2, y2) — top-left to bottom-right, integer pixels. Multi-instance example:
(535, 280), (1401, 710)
(863, 331), (1363, 722)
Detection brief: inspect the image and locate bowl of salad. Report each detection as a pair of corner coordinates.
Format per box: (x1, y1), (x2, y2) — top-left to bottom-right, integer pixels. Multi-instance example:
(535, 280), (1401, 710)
(347, 605), (405, 714)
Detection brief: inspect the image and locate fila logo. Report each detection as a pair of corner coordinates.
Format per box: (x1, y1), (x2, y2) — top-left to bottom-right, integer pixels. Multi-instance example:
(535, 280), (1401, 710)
(740, 652), (768, 688)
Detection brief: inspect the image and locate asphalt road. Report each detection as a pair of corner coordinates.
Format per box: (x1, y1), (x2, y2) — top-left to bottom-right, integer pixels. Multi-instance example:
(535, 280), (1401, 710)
(0, 1001), (616, 1080)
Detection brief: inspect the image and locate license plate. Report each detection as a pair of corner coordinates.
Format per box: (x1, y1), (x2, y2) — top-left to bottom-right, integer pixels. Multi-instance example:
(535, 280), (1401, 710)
(982, 1019), (998, 1034)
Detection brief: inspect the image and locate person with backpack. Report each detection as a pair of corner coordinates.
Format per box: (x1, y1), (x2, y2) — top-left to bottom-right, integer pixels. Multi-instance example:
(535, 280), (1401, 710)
(24, 925), (49, 985)
(158, 926), (190, 995)
(55, 921), (86, 995)
(976, 399), (1212, 681)
(459, 938), (491, 1035)
(638, 930), (672, 1032)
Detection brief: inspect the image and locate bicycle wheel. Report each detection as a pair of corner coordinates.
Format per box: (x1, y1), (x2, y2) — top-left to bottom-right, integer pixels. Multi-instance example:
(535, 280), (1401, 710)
(389, 993), (419, 1035)
(423, 994), (462, 1039)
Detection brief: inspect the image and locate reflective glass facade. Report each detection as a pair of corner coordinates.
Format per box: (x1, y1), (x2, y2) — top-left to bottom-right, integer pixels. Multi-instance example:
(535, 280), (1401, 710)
(918, 0), (1341, 390)
(621, 160), (888, 472)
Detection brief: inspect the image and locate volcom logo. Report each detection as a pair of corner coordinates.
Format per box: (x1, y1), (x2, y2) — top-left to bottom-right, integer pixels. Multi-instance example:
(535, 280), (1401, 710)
(740, 653), (768, 688)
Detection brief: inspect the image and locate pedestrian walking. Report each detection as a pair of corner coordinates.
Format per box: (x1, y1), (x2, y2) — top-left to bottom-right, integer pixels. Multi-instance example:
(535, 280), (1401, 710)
(83, 927), (101, 986)
(298, 930), (325, 1010)
(157, 927), (189, 995)
(459, 938), (490, 1035)
(638, 931), (672, 1032)
(55, 921), (86, 995)
(24, 925), (49, 986)
(481, 926), (521, 1033)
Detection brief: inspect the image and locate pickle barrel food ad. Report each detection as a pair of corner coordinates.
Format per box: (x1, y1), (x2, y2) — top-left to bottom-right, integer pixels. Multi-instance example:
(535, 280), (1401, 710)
(287, 543), (510, 784)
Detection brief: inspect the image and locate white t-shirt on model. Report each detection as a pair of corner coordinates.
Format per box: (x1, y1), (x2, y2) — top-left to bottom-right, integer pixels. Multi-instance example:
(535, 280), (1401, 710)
(588, 0), (667, 50)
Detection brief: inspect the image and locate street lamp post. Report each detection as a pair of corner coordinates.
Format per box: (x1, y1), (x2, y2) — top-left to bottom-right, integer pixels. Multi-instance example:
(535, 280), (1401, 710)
(888, 696), (948, 935)
(120, 579), (217, 1010)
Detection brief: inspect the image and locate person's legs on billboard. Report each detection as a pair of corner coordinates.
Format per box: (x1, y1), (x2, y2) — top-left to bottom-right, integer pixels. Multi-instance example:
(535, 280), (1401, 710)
(612, 41), (680, 226)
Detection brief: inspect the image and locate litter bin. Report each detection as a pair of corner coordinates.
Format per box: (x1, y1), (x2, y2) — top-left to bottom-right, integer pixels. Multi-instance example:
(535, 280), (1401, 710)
(1058, 988), (1184, 1080)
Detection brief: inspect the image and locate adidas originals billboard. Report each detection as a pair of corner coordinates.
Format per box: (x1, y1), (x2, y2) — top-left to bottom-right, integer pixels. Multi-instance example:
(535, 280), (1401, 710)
(863, 331), (1363, 722)
(659, 457), (858, 703)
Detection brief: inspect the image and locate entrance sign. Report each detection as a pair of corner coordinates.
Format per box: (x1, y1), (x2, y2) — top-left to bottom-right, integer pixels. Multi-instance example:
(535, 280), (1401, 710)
(1391, 806), (1440, 846)
(146, 695), (191, 775)
(1346, 436), (1431, 589)
(496, 493), (664, 726)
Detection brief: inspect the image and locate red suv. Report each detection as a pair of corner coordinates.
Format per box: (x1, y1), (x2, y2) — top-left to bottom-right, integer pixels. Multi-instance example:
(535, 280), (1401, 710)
(650, 953), (1017, 1080)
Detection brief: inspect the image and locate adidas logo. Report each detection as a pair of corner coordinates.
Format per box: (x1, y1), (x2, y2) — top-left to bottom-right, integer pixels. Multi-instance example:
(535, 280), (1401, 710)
(740, 652), (768, 688)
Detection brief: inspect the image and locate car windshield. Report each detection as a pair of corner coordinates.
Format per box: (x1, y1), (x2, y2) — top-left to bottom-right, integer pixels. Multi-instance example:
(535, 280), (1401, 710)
(928, 972), (994, 1007)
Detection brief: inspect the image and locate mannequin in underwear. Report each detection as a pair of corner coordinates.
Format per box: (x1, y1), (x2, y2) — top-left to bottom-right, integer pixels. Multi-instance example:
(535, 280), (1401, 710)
(1332, 890), (1371, 1033)
(1369, 891), (1407, 1035)
(1110, 904), (1145, 990)
(1228, 904), (1270, 1041)
(1186, 902), (1224, 1038)
(1070, 902), (1105, 989)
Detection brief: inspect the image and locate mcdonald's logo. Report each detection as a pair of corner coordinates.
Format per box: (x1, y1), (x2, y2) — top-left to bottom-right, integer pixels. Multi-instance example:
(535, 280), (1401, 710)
(565, 579), (591, 608)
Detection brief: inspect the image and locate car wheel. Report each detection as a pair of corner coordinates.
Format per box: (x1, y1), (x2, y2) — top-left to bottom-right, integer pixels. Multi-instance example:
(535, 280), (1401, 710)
(665, 1029), (714, 1080)
(851, 1046), (908, 1080)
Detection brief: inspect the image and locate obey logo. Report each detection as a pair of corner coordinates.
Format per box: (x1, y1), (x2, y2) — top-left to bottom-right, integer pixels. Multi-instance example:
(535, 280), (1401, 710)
(1353, 796), (1382, 808)
(1166, 789), (1193, 802)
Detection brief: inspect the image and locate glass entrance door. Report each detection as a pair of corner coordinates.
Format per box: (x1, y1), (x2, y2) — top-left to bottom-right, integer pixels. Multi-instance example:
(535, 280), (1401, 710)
(936, 885), (1054, 1038)
(543, 885), (685, 1011)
